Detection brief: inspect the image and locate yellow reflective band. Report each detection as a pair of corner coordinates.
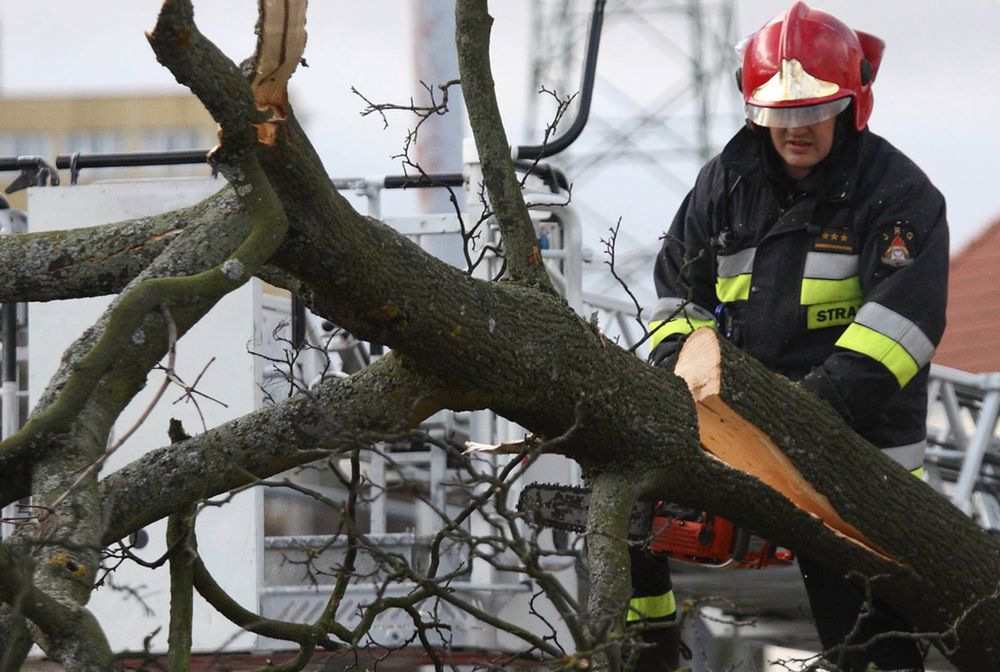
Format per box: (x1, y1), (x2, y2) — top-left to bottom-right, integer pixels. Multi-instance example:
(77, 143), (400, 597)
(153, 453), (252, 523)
(649, 318), (716, 349)
(800, 276), (862, 305)
(836, 323), (920, 387)
(911, 466), (925, 479)
(716, 274), (752, 303)
(807, 299), (861, 329)
(627, 590), (677, 622)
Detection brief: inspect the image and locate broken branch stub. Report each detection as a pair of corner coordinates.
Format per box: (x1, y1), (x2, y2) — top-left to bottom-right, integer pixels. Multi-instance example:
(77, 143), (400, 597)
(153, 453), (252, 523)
(252, 0), (308, 146)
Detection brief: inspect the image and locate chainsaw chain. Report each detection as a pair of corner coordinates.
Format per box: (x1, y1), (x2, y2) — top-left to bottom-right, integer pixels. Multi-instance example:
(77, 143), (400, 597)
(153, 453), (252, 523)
(517, 482), (592, 534)
(518, 482), (653, 536)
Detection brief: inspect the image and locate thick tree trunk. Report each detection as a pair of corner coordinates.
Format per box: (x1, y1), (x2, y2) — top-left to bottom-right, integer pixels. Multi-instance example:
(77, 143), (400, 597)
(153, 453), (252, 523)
(672, 328), (1000, 670)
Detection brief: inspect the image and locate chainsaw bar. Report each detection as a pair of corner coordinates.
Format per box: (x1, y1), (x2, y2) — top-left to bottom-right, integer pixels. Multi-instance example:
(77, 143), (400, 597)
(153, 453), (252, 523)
(517, 483), (654, 536)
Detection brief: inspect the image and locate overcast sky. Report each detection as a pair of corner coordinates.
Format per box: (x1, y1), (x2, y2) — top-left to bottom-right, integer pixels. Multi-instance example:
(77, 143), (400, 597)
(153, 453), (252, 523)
(1, 1), (997, 254)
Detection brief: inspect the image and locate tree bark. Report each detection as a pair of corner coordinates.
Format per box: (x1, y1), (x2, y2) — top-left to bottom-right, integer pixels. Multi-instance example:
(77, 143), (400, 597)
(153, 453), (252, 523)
(0, 1), (996, 670)
(99, 354), (447, 544)
(166, 509), (195, 672)
(674, 328), (1000, 670)
(455, 0), (552, 290)
(0, 195), (225, 304)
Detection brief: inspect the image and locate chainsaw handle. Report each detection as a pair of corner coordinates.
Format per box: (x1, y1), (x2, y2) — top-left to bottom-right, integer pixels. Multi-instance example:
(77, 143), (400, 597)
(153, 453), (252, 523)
(730, 526), (751, 561)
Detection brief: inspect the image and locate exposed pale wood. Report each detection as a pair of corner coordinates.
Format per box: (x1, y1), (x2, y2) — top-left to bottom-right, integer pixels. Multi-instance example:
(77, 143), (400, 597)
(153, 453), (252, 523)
(252, 0), (308, 145)
(673, 327), (722, 399)
(464, 440), (529, 455)
(675, 328), (889, 559)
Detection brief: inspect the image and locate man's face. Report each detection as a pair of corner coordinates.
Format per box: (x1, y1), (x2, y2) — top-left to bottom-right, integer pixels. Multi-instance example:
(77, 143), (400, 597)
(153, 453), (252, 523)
(769, 115), (837, 180)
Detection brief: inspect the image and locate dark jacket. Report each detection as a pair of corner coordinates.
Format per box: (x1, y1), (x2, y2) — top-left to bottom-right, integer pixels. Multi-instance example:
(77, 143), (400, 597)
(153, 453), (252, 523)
(651, 124), (948, 457)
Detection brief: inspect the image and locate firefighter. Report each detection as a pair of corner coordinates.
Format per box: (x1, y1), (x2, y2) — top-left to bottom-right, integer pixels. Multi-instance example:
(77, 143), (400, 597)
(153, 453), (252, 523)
(638, 2), (948, 670)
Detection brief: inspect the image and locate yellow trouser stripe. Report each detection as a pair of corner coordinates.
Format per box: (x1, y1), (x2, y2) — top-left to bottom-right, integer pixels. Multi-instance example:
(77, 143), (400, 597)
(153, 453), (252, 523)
(836, 323), (919, 387)
(649, 318), (716, 349)
(800, 276), (862, 305)
(716, 274), (752, 303)
(627, 590), (677, 622)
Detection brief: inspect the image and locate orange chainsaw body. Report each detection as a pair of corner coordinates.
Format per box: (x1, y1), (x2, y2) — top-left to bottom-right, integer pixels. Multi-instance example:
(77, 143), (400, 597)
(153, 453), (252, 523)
(648, 506), (795, 569)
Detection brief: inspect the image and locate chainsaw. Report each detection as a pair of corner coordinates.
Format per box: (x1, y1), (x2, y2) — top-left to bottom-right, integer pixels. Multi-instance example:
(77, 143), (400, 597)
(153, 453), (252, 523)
(518, 483), (795, 570)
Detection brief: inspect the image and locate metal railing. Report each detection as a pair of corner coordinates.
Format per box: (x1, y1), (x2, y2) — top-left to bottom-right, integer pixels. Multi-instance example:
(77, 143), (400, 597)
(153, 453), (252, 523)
(926, 365), (1000, 525)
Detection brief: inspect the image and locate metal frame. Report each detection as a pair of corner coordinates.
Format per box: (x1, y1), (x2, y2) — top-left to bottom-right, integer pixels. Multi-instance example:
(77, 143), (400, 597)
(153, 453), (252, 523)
(526, 0), (740, 212)
(253, 147), (587, 651)
(926, 364), (1000, 523)
(0, 167), (39, 540)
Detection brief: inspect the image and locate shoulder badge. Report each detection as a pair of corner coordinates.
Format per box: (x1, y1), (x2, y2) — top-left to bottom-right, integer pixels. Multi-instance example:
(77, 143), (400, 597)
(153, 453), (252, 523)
(880, 222), (916, 269)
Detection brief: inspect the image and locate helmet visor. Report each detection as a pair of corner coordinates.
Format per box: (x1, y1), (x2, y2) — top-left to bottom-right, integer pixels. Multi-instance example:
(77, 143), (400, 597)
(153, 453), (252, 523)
(745, 98), (850, 128)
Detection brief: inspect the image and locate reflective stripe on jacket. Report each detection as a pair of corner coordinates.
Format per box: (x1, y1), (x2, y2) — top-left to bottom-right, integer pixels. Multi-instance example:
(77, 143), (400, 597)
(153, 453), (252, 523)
(652, 126), (948, 451)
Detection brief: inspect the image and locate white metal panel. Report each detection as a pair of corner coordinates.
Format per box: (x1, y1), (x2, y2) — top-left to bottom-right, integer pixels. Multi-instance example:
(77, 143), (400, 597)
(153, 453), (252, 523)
(27, 178), (262, 653)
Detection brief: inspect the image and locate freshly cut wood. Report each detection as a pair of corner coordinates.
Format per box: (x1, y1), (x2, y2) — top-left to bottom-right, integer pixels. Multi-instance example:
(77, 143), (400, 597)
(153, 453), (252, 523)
(672, 327), (1000, 672)
(674, 328), (887, 558)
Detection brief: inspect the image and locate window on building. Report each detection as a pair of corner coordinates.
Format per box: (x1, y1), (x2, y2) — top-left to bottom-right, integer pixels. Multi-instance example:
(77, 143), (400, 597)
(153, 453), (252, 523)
(65, 130), (126, 154)
(141, 128), (206, 152)
(0, 133), (51, 159)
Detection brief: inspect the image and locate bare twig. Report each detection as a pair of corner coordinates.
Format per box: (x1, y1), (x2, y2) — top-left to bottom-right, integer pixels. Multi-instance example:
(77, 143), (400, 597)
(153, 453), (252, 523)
(519, 86), (577, 190)
(601, 219), (647, 347)
(628, 234), (708, 355)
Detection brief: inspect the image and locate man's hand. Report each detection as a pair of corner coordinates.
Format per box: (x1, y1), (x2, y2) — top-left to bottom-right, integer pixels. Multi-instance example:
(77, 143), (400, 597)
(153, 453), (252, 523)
(799, 367), (855, 424)
(648, 335), (684, 369)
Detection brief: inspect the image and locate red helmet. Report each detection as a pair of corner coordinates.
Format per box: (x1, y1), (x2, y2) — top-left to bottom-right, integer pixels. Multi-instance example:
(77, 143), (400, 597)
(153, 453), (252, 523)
(739, 1), (885, 131)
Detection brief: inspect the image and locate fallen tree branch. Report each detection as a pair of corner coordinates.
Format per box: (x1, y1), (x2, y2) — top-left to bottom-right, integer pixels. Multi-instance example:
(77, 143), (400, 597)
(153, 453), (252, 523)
(675, 329), (891, 560)
(0, 191), (239, 303)
(99, 354), (447, 544)
(191, 543), (329, 648)
(673, 328), (1000, 670)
